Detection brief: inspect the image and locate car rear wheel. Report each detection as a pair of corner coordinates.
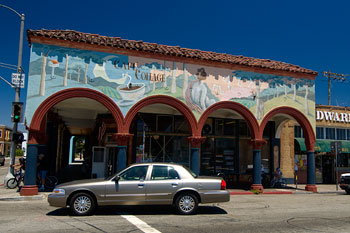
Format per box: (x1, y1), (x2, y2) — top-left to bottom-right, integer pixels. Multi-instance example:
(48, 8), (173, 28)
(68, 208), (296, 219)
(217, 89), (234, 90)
(70, 192), (96, 216)
(175, 193), (198, 215)
(346, 189), (350, 195)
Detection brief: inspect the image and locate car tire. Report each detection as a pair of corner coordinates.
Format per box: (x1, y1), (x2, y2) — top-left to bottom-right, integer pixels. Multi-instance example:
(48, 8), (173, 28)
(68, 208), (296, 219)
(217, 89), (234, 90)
(7, 178), (18, 189)
(69, 192), (96, 216)
(175, 192), (198, 215)
(346, 189), (350, 195)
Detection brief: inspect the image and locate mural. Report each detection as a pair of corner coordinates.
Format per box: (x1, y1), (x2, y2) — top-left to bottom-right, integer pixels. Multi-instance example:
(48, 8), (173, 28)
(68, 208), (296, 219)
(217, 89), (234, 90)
(26, 43), (315, 126)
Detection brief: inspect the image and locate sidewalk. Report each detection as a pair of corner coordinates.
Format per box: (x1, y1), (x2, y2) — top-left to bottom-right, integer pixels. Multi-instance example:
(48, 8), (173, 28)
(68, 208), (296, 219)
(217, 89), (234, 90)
(0, 185), (46, 201)
(229, 184), (346, 195)
(0, 184), (346, 201)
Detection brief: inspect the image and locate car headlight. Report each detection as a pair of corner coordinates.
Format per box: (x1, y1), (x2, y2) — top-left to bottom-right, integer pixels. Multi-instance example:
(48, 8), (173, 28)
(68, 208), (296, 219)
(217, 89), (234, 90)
(52, 188), (65, 195)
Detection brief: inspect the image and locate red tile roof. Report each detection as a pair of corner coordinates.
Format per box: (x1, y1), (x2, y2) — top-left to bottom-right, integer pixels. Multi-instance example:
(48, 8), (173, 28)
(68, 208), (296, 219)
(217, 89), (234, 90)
(27, 29), (318, 76)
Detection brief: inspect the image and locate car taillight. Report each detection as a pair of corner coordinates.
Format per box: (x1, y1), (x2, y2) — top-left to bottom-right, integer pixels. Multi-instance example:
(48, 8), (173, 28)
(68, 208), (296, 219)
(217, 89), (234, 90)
(221, 179), (226, 190)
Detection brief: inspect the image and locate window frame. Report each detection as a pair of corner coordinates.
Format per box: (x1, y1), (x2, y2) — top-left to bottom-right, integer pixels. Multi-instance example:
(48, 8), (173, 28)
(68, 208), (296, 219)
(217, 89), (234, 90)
(150, 165), (180, 181)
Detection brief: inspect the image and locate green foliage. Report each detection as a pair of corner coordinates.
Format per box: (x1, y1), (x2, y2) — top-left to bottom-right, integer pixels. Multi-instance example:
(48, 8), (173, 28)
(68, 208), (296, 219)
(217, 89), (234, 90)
(250, 189), (262, 195)
(15, 148), (24, 157)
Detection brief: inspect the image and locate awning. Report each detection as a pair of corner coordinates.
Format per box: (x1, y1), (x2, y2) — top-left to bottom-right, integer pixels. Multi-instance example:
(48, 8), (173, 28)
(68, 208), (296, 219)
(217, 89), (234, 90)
(294, 139), (350, 153)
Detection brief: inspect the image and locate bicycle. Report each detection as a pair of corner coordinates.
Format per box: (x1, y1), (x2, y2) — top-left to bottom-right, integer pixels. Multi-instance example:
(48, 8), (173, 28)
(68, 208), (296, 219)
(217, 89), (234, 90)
(7, 168), (25, 189)
(37, 175), (58, 191)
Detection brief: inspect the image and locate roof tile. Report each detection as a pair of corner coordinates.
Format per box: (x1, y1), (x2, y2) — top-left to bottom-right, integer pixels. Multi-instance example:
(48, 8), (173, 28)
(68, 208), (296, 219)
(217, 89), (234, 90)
(27, 29), (318, 76)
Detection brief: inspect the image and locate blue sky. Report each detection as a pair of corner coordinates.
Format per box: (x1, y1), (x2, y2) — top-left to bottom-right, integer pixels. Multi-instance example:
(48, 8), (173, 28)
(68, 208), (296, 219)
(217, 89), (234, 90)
(0, 0), (349, 129)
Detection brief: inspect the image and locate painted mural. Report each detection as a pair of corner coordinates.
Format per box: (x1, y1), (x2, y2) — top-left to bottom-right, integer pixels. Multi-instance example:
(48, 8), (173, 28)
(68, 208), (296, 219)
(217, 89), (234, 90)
(25, 43), (315, 126)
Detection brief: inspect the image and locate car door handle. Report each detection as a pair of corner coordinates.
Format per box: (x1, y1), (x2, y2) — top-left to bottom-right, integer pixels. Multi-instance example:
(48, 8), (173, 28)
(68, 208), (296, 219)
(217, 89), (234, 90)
(171, 183), (178, 187)
(138, 183), (145, 188)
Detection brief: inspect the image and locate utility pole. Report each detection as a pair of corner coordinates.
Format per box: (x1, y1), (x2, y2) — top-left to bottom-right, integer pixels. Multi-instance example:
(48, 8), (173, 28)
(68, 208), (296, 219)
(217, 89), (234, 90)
(0, 4), (25, 186)
(322, 71), (348, 106)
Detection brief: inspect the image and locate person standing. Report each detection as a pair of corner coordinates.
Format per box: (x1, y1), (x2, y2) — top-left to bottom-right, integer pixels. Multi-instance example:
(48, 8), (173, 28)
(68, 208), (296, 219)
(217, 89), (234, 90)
(37, 154), (48, 191)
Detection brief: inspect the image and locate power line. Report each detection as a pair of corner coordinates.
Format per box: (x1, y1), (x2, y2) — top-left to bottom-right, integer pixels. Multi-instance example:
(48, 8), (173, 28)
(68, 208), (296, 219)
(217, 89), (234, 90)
(322, 70), (349, 105)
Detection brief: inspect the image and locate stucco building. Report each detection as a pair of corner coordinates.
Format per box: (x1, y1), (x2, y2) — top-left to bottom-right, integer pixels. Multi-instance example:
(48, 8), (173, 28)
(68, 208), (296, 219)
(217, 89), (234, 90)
(21, 29), (318, 195)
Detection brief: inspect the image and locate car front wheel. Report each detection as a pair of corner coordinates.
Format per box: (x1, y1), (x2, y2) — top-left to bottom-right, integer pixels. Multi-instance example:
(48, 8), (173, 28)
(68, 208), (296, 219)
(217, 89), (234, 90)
(345, 189), (350, 195)
(175, 193), (198, 215)
(70, 192), (96, 216)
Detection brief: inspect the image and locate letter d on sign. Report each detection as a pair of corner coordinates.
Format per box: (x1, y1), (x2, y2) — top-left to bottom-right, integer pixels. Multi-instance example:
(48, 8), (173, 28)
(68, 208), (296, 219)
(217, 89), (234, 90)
(316, 111), (324, 121)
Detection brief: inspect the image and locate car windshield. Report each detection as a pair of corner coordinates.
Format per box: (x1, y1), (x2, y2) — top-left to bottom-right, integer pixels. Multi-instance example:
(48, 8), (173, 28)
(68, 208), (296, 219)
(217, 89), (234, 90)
(183, 166), (198, 178)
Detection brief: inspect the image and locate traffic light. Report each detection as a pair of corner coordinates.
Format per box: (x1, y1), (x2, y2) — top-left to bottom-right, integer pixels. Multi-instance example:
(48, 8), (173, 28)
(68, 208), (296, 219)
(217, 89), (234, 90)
(12, 132), (25, 144)
(11, 102), (23, 123)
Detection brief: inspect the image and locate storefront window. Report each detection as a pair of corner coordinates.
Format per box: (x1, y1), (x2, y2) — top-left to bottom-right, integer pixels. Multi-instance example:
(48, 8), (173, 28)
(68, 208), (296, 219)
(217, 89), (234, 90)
(326, 128), (335, 139)
(347, 129), (350, 140)
(316, 127), (324, 139)
(134, 113), (190, 167)
(294, 126), (303, 138)
(200, 137), (234, 176)
(338, 154), (349, 167)
(336, 128), (346, 140)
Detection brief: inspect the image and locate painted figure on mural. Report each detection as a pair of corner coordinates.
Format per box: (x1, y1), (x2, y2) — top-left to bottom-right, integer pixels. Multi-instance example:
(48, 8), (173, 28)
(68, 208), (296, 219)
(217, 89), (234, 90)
(186, 68), (216, 113)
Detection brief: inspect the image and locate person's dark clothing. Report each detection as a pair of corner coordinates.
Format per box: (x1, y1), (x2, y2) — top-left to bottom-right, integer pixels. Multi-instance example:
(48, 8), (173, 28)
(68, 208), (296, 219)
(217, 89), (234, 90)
(37, 158), (48, 171)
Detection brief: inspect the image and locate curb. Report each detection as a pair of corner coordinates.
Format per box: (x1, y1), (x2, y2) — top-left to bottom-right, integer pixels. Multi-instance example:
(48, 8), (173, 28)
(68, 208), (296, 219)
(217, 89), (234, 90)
(0, 194), (44, 201)
(230, 191), (293, 195)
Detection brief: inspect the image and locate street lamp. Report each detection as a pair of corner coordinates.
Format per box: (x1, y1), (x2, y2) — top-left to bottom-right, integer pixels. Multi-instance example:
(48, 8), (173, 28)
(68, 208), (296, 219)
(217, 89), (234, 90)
(0, 4), (25, 186)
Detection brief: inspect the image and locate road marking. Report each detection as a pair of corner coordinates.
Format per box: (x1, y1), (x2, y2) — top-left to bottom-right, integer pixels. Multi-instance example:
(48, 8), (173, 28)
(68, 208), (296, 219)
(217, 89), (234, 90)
(121, 215), (161, 233)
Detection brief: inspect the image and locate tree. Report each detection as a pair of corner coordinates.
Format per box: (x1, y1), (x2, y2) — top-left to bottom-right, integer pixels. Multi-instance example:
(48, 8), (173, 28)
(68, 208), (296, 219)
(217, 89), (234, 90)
(182, 63), (188, 99)
(171, 62), (177, 94)
(32, 44), (51, 96)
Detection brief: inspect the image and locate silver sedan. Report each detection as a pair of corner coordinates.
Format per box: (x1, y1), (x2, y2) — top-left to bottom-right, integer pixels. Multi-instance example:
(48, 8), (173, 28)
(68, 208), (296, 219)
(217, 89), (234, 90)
(48, 163), (230, 215)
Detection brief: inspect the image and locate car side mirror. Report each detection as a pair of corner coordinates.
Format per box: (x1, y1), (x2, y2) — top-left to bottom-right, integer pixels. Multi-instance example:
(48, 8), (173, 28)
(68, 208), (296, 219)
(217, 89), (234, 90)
(112, 176), (120, 182)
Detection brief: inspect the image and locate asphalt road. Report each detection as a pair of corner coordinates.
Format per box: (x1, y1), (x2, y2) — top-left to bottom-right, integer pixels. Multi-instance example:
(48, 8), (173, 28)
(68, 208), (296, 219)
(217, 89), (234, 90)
(1, 193), (350, 233)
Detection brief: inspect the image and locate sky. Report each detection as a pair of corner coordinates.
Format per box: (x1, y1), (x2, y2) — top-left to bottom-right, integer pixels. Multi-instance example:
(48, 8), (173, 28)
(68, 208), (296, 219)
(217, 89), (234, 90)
(0, 0), (349, 129)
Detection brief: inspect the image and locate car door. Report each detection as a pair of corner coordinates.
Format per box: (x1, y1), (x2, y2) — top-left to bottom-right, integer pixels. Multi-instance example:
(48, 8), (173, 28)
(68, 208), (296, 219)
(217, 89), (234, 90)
(145, 165), (182, 204)
(104, 165), (149, 205)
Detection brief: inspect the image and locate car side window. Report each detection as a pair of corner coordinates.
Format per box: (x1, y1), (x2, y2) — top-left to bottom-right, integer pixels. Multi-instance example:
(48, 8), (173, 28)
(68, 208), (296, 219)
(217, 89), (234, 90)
(151, 166), (179, 180)
(119, 165), (148, 181)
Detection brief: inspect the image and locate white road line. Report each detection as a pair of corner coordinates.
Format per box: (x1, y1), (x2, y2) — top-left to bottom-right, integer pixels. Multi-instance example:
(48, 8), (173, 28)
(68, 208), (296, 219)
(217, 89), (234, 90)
(121, 215), (161, 233)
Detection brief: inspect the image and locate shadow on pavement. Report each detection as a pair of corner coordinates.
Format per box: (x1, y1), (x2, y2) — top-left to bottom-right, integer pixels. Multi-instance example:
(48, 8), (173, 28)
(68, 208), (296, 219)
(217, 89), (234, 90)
(47, 205), (227, 216)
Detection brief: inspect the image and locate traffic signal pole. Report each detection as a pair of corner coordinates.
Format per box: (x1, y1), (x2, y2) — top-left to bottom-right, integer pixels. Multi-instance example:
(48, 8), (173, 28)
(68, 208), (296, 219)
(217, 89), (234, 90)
(1, 4), (25, 187)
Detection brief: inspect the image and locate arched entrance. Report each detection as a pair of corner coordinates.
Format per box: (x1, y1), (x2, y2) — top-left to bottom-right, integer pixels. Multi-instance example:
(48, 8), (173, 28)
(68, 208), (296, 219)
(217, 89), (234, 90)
(260, 107), (316, 192)
(197, 101), (260, 188)
(123, 95), (197, 171)
(21, 88), (123, 195)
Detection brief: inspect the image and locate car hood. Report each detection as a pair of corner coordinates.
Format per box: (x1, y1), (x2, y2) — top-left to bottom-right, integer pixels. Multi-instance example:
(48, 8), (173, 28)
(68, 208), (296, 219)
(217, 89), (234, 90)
(57, 178), (106, 188)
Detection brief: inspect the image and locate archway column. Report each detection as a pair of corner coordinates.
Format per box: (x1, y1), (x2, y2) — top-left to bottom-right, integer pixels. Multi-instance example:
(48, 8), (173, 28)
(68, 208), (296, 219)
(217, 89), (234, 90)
(250, 139), (266, 192)
(187, 136), (206, 176)
(20, 130), (47, 196)
(305, 140), (317, 192)
(113, 133), (133, 172)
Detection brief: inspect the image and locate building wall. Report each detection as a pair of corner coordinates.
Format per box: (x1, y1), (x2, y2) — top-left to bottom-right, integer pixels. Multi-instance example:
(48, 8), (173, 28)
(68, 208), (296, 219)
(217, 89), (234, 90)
(25, 43), (316, 128)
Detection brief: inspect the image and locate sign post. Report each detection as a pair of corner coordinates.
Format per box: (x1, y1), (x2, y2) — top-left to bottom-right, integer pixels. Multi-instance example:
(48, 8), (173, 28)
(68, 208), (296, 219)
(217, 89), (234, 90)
(331, 141), (342, 191)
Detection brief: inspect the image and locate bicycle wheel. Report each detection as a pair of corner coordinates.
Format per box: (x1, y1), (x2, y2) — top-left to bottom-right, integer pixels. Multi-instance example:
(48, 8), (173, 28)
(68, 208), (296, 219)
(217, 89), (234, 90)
(44, 176), (58, 190)
(7, 178), (18, 189)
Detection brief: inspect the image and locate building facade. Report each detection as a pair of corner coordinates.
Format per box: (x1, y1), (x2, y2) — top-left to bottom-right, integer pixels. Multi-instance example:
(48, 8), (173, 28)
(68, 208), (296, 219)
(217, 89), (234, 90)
(0, 125), (12, 156)
(21, 29), (318, 195)
(295, 105), (350, 184)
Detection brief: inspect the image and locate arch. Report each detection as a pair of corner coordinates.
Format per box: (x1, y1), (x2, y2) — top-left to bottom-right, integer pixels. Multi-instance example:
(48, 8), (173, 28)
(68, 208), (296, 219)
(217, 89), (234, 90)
(123, 95), (197, 134)
(259, 106), (316, 151)
(198, 101), (259, 139)
(29, 88), (124, 132)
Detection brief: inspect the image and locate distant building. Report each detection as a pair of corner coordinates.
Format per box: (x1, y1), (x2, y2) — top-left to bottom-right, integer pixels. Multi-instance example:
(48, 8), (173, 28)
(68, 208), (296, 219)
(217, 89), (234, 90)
(0, 125), (12, 156)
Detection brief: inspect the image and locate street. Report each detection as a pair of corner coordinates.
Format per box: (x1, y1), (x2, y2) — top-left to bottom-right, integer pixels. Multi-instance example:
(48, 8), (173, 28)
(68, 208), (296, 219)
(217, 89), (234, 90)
(0, 192), (350, 232)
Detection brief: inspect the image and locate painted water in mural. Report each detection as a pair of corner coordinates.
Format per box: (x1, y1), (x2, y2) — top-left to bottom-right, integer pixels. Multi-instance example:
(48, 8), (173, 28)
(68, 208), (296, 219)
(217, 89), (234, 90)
(26, 43), (315, 126)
